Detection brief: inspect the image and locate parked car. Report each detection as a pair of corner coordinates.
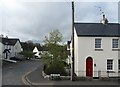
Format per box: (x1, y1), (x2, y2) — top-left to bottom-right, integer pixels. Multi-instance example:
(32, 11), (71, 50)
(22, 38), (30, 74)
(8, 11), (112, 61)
(10, 57), (23, 61)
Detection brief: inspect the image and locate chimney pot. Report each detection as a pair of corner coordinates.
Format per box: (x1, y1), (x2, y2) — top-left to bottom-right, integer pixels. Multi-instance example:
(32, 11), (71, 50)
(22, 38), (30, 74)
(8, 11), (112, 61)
(100, 14), (108, 25)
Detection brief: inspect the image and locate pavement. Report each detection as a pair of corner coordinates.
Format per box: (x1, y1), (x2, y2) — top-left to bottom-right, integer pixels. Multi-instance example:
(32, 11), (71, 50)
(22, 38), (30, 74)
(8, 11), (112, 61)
(24, 65), (120, 87)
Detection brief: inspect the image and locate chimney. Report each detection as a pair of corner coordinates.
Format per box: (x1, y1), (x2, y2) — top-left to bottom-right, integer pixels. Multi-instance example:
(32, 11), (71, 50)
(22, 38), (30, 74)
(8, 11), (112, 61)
(6, 36), (8, 38)
(103, 14), (105, 19)
(0, 34), (3, 38)
(100, 14), (109, 25)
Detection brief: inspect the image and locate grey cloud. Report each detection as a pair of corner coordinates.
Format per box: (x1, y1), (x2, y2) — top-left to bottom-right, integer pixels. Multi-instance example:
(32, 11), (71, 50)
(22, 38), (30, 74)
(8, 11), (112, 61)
(1, 1), (118, 43)
(3, 2), (72, 43)
(75, 2), (118, 23)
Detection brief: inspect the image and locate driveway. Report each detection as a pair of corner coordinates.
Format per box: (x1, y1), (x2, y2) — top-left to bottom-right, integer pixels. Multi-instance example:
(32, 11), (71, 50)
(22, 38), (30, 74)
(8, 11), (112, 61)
(2, 59), (41, 85)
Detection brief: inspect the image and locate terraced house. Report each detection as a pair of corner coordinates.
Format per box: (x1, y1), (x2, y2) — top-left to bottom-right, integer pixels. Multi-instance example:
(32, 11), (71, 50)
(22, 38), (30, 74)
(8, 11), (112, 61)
(70, 15), (120, 78)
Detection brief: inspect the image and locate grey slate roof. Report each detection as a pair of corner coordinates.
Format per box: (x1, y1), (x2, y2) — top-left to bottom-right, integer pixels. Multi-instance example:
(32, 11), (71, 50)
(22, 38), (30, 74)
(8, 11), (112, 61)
(74, 23), (120, 37)
(0, 37), (20, 45)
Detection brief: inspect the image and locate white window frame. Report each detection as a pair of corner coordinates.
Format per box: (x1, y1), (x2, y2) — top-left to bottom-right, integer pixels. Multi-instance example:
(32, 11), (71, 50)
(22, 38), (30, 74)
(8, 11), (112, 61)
(107, 59), (113, 71)
(95, 38), (102, 49)
(112, 39), (119, 49)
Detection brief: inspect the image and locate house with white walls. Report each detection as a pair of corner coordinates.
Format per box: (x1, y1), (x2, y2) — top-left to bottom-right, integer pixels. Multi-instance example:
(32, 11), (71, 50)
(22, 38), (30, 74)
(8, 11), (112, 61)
(0, 36), (23, 59)
(33, 46), (41, 58)
(70, 15), (120, 78)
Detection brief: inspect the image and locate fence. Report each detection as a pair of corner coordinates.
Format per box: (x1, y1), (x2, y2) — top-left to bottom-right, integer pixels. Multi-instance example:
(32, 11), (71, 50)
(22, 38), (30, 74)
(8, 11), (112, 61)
(75, 71), (120, 78)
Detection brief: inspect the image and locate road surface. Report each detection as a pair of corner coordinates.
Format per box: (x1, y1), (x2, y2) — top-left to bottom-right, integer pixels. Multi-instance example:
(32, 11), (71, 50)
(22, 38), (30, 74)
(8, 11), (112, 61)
(2, 59), (41, 85)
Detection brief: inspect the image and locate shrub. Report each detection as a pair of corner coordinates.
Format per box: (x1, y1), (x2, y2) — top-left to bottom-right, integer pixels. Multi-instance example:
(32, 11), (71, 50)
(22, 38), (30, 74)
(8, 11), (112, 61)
(44, 61), (67, 76)
(19, 51), (34, 58)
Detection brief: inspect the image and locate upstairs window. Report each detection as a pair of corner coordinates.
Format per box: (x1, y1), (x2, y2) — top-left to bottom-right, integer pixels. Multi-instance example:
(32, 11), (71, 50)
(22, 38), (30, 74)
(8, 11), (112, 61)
(112, 39), (119, 48)
(95, 39), (102, 48)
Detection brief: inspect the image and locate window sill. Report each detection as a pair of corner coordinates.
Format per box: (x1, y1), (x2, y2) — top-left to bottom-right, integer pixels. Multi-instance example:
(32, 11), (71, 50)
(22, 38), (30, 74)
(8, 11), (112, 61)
(95, 48), (103, 51)
(112, 49), (120, 51)
(107, 71), (115, 73)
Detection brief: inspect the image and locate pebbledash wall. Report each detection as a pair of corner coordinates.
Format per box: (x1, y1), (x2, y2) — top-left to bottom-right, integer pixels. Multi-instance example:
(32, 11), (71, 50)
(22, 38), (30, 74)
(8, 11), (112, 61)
(74, 29), (119, 77)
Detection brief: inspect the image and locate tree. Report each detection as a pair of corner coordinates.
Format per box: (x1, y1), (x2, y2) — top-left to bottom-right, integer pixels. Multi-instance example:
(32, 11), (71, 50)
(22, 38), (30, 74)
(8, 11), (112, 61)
(21, 41), (34, 51)
(19, 50), (34, 60)
(43, 29), (65, 62)
(44, 29), (63, 44)
(41, 29), (68, 75)
(21, 41), (42, 51)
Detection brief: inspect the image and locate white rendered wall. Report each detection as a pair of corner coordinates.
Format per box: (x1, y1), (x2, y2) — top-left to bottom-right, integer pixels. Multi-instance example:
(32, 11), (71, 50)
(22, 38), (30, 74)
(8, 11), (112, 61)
(14, 41), (22, 56)
(10, 46), (15, 58)
(74, 36), (119, 77)
(33, 47), (40, 58)
(74, 28), (79, 76)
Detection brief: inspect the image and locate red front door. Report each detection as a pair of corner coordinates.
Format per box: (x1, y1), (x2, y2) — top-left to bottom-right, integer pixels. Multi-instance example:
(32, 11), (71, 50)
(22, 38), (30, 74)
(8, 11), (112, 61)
(86, 57), (93, 77)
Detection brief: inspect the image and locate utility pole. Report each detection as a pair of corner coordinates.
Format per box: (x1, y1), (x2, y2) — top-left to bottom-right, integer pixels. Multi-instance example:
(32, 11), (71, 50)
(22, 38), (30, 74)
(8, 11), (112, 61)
(71, 1), (75, 81)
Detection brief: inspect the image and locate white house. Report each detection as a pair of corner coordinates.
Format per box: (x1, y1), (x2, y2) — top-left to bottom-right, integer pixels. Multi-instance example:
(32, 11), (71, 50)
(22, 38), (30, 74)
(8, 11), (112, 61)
(33, 46), (41, 58)
(70, 15), (120, 78)
(0, 36), (22, 59)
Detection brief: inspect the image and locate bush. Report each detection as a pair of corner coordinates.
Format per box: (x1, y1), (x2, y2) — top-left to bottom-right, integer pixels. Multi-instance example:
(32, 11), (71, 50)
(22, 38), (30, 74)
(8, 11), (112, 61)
(44, 61), (67, 76)
(43, 64), (47, 71)
(19, 51), (34, 58)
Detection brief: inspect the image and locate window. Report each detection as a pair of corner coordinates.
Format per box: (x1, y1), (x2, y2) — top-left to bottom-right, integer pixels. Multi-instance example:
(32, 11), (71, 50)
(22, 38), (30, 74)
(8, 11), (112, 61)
(112, 39), (119, 48)
(95, 39), (101, 48)
(107, 59), (113, 70)
(119, 59), (120, 70)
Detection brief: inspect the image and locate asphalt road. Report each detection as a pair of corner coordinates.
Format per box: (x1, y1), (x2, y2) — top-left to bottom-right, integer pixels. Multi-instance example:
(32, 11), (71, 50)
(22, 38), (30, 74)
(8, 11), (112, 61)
(2, 59), (41, 85)
(2, 59), (120, 87)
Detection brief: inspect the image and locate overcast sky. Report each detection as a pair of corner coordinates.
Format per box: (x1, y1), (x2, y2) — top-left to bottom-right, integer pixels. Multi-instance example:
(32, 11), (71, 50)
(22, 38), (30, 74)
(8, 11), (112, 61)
(0, 0), (119, 44)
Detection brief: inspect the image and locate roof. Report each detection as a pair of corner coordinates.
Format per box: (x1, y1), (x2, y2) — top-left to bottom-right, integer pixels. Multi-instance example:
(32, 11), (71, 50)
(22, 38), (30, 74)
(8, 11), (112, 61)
(74, 23), (120, 37)
(0, 37), (20, 45)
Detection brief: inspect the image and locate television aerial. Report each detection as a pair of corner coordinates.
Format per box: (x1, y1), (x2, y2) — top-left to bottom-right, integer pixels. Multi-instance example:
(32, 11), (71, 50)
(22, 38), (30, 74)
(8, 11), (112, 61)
(94, 6), (105, 15)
